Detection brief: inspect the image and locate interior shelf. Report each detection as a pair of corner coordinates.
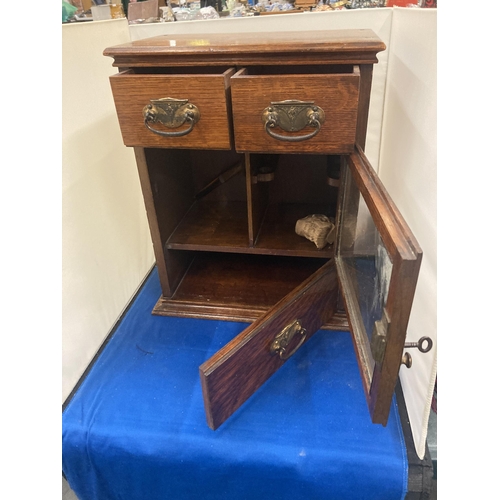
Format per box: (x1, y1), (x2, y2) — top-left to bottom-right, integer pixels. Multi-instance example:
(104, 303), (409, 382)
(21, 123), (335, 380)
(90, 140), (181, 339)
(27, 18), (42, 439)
(166, 200), (335, 257)
(161, 252), (328, 310)
(153, 251), (347, 329)
(166, 200), (250, 252)
(254, 203), (335, 257)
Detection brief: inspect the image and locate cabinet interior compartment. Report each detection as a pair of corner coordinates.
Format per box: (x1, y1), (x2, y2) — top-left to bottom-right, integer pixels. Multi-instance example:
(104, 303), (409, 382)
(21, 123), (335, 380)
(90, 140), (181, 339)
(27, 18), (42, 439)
(248, 153), (341, 257)
(162, 250), (327, 319)
(153, 251), (346, 329)
(145, 146), (248, 252)
(149, 149), (342, 258)
(146, 146), (344, 325)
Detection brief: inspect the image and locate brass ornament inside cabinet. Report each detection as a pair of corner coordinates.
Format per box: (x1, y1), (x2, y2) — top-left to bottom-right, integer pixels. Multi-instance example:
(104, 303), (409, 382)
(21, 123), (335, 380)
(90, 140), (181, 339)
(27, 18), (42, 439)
(270, 320), (307, 360)
(262, 100), (325, 142)
(143, 97), (200, 137)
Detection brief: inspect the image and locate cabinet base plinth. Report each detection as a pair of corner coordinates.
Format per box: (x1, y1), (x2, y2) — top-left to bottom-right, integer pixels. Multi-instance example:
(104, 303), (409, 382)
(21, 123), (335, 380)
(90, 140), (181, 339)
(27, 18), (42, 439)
(152, 296), (349, 331)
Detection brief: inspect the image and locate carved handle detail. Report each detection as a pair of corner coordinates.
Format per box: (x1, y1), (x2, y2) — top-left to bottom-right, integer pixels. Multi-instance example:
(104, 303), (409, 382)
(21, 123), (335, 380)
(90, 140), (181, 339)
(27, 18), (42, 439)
(262, 100), (325, 142)
(270, 319), (307, 361)
(143, 97), (200, 138)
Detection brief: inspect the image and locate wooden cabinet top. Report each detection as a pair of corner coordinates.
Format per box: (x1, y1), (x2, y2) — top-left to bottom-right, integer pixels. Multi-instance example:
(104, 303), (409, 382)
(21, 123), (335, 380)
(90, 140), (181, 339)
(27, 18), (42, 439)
(103, 29), (386, 67)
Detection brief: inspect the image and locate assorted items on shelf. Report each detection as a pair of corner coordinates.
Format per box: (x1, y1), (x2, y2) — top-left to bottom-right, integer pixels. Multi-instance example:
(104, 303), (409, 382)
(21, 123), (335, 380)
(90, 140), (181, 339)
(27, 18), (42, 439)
(63, 0), (435, 23)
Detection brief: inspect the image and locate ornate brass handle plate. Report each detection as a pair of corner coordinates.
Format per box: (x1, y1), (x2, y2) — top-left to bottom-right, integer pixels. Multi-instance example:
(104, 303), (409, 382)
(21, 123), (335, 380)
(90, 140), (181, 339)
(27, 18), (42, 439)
(270, 319), (307, 360)
(262, 100), (325, 142)
(143, 97), (200, 137)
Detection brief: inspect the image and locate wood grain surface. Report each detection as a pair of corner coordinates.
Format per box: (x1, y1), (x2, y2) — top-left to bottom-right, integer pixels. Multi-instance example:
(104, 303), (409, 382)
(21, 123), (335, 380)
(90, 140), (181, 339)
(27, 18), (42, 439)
(337, 147), (422, 425)
(109, 69), (234, 149)
(199, 259), (338, 429)
(103, 30), (386, 67)
(231, 69), (360, 154)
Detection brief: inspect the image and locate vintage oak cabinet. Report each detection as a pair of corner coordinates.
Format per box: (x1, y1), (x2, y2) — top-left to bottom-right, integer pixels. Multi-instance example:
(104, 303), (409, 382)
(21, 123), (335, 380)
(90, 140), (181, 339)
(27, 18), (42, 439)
(104, 30), (426, 430)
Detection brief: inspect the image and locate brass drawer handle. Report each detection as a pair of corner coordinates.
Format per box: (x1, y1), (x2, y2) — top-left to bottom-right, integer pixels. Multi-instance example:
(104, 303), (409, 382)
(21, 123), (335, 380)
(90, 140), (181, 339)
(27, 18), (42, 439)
(270, 319), (307, 360)
(262, 100), (325, 142)
(142, 97), (200, 138)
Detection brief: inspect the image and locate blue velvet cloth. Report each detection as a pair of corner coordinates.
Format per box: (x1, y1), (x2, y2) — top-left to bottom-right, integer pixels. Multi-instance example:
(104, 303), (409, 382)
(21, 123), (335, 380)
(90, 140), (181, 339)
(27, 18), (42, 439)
(62, 269), (408, 500)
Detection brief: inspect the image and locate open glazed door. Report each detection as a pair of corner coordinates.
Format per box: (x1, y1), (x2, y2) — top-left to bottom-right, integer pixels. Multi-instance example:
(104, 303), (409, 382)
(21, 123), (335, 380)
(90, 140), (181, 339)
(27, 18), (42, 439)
(335, 146), (422, 426)
(200, 145), (422, 430)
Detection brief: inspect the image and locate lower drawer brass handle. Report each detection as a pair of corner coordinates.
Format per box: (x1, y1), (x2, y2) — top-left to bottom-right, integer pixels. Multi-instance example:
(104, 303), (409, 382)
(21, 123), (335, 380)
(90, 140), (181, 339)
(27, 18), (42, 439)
(262, 100), (325, 142)
(143, 97), (200, 138)
(270, 319), (307, 360)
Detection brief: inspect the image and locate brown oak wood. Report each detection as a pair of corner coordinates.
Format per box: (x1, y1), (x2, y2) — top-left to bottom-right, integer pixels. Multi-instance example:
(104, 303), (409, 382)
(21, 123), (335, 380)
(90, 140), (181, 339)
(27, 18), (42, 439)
(134, 147), (193, 296)
(336, 146), (422, 426)
(166, 200), (250, 250)
(166, 252), (328, 308)
(231, 68), (360, 154)
(103, 30), (386, 68)
(152, 252), (348, 329)
(348, 147), (420, 262)
(200, 259), (338, 429)
(153, 296), (349, 331)
(246, 153), (270, 246)
(165, 201), (336, 258)
(109, 68), (234, 149)
(254, 203), (335, 257)
(188, 149), (246, 201)
(355, 65), (374, 150)
(102, 30), (422, 431)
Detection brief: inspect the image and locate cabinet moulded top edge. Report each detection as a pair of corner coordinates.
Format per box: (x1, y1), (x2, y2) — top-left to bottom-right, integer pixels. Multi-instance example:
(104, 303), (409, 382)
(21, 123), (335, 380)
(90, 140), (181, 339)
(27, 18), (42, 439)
(103, 29), (386, 67)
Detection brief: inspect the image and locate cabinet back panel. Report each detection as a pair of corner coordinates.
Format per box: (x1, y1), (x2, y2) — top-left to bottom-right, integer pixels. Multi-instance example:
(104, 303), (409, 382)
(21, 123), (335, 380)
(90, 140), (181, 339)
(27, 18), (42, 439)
(189, 150), (246, 202)
(269, 155), (335, 206)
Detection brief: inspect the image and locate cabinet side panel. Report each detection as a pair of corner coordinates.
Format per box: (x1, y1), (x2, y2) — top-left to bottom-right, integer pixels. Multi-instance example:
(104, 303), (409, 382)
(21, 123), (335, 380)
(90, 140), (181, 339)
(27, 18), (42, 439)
(355, 65), (374, 150)
(135, 148), (195, 296)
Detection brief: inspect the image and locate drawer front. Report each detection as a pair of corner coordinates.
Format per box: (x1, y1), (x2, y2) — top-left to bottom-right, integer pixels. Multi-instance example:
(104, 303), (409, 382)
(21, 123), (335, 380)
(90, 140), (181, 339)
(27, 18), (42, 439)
(231, 68), (360, 154)
(109, 69), (234, 149)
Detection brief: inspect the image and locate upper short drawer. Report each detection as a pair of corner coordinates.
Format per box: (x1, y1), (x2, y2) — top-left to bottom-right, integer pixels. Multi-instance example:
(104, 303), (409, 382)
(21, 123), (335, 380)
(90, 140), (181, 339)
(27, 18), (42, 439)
(231, 66), (360, 154)
(109, 68), (235, 149)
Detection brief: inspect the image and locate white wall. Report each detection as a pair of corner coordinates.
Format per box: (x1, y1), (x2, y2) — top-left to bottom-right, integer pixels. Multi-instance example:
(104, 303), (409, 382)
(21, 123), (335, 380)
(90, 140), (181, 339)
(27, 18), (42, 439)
(62, 19), (155, 402)
(378, 7), (437, 459)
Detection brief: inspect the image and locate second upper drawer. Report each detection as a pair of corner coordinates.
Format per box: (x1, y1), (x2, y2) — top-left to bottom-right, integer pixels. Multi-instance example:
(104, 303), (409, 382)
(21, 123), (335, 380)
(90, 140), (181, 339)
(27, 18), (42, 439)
(231, 66), (360, 154)
(109, 68), (235, 149)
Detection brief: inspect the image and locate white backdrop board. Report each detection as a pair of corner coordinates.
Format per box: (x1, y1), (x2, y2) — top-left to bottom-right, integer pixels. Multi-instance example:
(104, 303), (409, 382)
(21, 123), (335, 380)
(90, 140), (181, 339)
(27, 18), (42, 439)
(62, 19), (155, 402)
(378, 7), (437, 459)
